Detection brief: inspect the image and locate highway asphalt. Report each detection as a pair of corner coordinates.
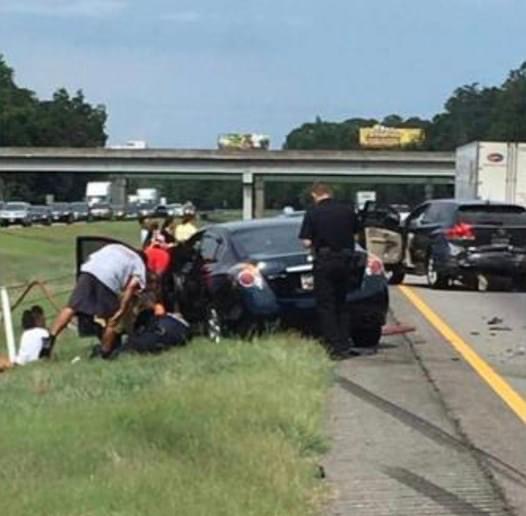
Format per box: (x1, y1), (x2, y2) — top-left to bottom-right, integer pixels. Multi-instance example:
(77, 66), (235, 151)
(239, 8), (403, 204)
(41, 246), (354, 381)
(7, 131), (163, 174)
(401, 276), (526, 398)
(389, 278), (526, 515)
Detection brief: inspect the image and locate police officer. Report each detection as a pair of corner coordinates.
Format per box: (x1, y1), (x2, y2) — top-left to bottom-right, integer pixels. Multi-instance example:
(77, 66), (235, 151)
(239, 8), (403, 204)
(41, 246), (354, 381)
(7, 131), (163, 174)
(299, 183), (359, 358)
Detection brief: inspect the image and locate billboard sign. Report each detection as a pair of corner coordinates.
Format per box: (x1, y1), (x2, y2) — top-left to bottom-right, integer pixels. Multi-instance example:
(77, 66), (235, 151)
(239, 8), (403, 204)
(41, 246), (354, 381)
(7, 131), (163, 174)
(359, 125), (424, 149)
(218, 133), (270, 150)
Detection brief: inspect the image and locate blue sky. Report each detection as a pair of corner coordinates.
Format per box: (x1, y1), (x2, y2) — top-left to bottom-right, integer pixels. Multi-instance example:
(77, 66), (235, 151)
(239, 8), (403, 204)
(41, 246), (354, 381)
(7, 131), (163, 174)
(1, 0), (526, 148)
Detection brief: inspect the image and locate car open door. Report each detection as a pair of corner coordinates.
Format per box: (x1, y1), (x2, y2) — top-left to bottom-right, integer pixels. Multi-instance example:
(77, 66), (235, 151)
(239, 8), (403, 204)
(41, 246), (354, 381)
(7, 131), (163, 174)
(359, 202), (405, 283)
(172, 231), (210, 324)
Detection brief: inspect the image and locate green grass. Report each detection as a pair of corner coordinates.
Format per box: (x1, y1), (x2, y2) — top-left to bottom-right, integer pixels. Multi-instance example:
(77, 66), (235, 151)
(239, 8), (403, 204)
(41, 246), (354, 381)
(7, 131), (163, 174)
(0, 336), (331, 516)
(0, 221), (141, 286)
(0, 221), (332, 515)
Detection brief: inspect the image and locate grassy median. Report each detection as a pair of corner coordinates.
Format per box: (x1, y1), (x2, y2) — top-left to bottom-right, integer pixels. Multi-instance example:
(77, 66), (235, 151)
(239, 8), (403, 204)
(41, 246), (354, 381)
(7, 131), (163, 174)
(0, 222), (332, 516)
(0, 335), (330, 516)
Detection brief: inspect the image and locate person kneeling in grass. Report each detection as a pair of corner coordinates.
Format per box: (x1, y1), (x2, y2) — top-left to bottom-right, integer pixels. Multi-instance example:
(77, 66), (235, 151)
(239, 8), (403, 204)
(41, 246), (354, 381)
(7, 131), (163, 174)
(42, 244), (150, 360)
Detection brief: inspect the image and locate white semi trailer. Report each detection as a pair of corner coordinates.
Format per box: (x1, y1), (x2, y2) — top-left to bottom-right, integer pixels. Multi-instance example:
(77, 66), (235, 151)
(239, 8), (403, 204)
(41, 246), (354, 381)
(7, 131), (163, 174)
(456, 141), (526, 206)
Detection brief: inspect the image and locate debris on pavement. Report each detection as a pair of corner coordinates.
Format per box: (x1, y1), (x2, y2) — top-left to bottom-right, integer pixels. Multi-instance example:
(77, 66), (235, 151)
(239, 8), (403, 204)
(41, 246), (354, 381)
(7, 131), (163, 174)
(487, 317), (504, 325)
(382, 323), (416, 336)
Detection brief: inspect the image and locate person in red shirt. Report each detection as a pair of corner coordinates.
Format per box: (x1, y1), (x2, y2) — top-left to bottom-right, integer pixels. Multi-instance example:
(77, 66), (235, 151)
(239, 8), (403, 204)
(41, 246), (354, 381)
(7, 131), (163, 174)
(144, 236), (171, 275)
(144, 234), (175, 311)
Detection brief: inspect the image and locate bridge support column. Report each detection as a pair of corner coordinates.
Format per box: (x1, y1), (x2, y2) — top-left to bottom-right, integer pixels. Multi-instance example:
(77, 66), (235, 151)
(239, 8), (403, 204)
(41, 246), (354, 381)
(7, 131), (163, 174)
(242, 172), (254, 220)
(110, 176), (128, 206)
(425, 183), (434, 200)
(254, 176), (265, 219)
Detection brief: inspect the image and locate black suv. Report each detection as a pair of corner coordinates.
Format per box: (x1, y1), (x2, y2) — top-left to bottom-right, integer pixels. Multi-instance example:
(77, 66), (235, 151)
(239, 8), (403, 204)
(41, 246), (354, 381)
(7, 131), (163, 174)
(404, 200), (526, 289)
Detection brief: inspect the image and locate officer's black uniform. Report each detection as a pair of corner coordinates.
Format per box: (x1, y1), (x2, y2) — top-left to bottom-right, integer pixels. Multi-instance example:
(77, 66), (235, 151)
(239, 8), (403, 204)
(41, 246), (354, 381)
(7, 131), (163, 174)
(299, 198), (359, 355)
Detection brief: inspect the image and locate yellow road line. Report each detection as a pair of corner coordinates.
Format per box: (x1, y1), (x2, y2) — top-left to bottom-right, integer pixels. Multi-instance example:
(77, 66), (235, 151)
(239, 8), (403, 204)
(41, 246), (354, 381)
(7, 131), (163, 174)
(399, 285), (526, 425)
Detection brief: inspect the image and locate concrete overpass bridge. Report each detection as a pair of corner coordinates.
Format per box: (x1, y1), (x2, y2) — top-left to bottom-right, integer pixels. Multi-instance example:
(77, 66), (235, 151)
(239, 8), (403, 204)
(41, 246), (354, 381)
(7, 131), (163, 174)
(0, 147), (455, 219)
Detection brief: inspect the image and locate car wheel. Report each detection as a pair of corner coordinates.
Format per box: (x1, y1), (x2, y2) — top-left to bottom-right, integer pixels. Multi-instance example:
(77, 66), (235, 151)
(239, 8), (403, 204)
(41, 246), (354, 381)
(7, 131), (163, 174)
(351, 325), (382, 348)
(426, 256), (448, 289)
(206, 306), (223, 344)
(386, 264), (405, 285)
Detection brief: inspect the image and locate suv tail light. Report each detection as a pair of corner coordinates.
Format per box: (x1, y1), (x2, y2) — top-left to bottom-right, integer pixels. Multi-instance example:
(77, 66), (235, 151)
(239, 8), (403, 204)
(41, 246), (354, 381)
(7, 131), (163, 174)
(366, 254), (385, 276)
(237, 265), (264, 289)
(446, 223), (475, 241)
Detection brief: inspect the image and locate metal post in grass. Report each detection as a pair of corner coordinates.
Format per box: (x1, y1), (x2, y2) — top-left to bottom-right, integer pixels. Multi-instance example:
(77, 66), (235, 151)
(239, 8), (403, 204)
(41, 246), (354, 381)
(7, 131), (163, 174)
(0, 286), (16, 362)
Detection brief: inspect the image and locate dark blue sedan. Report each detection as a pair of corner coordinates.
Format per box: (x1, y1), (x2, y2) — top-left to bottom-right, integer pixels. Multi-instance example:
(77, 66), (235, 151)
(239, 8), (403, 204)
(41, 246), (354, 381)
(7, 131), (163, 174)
(175, 216), (389, 347)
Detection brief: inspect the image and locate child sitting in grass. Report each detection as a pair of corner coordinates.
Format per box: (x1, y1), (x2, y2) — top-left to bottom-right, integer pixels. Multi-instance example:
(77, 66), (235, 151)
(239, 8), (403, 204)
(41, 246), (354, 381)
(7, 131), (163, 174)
(15, 305), (49, 365)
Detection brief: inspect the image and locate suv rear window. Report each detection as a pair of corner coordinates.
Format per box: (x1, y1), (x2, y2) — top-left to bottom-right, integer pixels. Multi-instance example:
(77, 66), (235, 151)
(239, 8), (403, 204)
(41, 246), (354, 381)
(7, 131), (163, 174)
(456, 205), (526, 226)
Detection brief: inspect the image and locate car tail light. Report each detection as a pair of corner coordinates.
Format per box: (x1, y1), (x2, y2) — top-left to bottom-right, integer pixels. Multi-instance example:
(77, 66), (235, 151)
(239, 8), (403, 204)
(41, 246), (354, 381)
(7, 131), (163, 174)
(237, 265), (264, 289)
(446, 223), (475, 241)
(366, 254), (385, 276)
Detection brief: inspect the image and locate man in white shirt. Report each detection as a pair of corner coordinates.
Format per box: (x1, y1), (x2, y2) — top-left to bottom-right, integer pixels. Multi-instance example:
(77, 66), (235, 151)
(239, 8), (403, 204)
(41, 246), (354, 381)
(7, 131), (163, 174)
(44, 244), (148, 359)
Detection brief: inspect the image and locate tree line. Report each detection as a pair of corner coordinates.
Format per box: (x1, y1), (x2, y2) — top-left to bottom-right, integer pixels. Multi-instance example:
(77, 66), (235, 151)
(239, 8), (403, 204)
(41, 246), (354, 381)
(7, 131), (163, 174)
(285, 62), (526, 151)
(0, 55), (107, 202)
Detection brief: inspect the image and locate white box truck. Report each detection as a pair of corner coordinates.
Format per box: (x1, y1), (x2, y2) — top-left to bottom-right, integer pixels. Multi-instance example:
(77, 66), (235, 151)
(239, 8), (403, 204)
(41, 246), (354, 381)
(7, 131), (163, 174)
(456, 142), (526, 206)
(86, 181), (112, 206)
(136, 188), (160, 205)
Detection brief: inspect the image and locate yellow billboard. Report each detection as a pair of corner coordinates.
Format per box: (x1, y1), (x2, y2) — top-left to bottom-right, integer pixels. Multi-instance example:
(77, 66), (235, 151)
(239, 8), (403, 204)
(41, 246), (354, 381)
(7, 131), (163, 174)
(359, 125), (425, 149)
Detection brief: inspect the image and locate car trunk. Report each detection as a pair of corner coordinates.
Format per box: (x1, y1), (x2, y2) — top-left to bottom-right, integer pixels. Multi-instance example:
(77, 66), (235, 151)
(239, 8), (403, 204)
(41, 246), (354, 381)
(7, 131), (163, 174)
(453, 205), (526, 250)
(255, 251), (366, 298)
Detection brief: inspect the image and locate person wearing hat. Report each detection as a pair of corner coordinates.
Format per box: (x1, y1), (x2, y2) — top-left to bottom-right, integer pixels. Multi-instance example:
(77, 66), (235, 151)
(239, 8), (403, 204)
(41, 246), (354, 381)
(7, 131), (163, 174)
(43, 243), (151, 359)
(175, 202), (198, 243)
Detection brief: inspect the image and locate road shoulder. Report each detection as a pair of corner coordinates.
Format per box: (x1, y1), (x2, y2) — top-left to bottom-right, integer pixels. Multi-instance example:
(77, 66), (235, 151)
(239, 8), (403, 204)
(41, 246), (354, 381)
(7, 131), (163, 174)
(323, 326), (507, 515)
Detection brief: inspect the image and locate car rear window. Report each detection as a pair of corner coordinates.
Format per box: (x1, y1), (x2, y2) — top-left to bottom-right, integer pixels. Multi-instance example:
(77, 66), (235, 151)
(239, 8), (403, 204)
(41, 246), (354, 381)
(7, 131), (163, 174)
(457, 205), (526, 226)
(232, 224), (305, 258)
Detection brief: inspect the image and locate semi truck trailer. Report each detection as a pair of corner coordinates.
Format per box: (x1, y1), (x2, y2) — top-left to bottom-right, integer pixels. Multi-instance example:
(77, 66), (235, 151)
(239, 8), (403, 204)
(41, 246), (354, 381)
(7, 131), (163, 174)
(456, 142), (526, 206)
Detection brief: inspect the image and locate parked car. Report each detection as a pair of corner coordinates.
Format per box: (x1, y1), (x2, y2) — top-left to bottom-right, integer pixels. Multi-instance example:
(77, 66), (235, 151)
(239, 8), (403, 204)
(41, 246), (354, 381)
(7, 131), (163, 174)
(29, 205), (52, 226)
(76, 217), (389, 346)
(112, 204), (127, 220)
(403, 200), (526, 289)
(137, 203), (156, 218)
(153, 204), (169, 218)
(167, 203), (184, 217)
(90, 203), (113, 221)
(70, 202), (91, 222)
(50, 202), (74, 224)
(0, 202), (32, 227)
(125, 204), (140, 219)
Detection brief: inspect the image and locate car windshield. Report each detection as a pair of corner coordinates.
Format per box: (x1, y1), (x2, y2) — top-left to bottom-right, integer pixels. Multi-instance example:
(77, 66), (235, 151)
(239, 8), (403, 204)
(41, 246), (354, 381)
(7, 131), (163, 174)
(231, 223), (305, 258)
(31, 206), (46, 213)
(457, 205), (526, 226)
(5, 203), (27, 211)
(71, 203), (87, 209)
(52, 203), (69, 210)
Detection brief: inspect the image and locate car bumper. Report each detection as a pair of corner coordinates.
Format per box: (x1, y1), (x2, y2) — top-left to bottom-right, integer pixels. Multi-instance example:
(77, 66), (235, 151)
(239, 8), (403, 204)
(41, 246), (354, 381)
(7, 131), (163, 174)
(439, 247), (526, 277)
(246, 275), (389, 326)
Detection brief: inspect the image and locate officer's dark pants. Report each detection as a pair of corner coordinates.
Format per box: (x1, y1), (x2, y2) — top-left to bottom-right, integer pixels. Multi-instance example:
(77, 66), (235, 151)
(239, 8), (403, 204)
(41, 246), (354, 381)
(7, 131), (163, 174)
(313, 252), (352, 354)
